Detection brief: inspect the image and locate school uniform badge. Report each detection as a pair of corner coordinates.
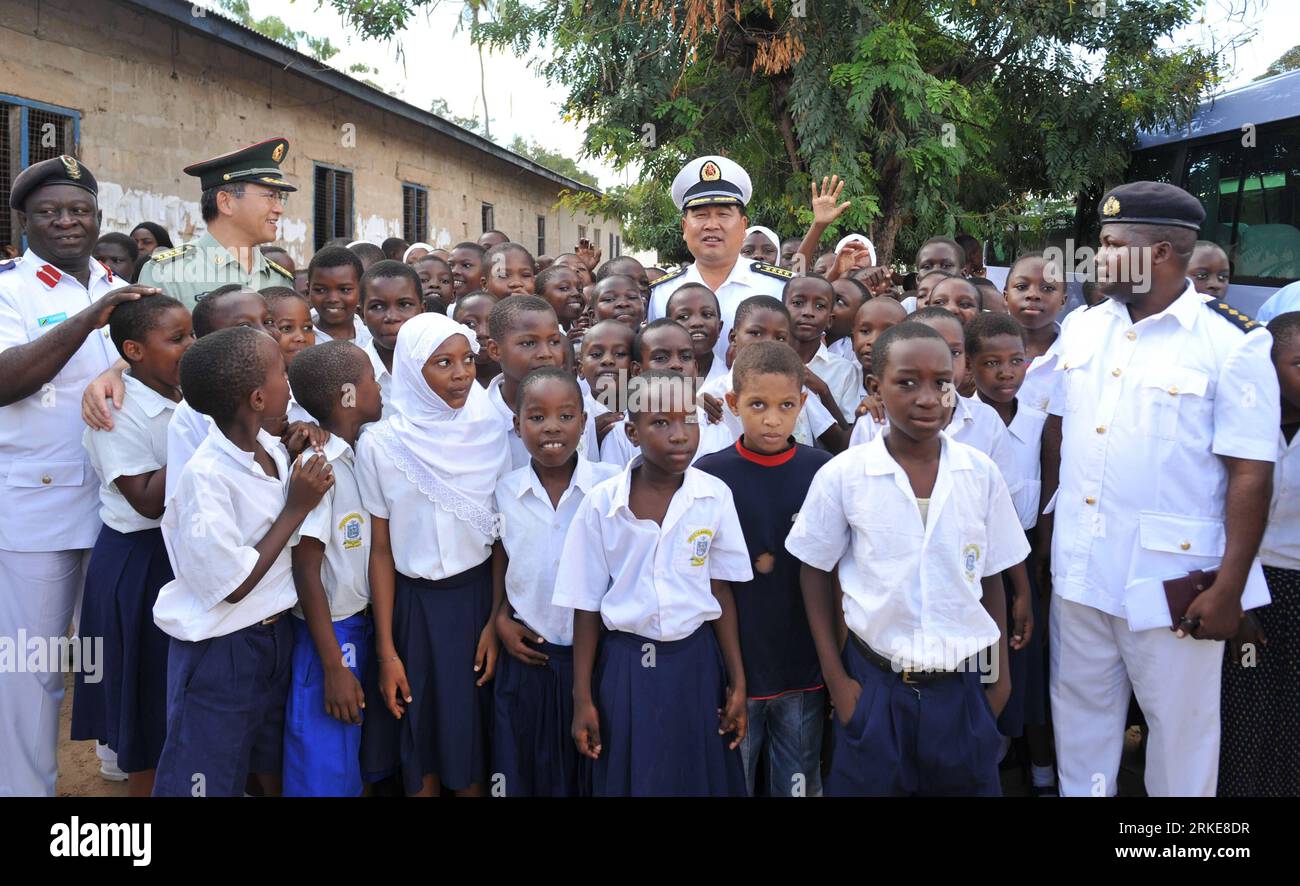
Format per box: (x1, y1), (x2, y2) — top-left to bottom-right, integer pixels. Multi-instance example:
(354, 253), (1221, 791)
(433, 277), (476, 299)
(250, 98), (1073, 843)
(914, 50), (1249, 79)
(962, 543), (981, 582)
(688, 529), (714, 566)
(338, 512), (365, 549)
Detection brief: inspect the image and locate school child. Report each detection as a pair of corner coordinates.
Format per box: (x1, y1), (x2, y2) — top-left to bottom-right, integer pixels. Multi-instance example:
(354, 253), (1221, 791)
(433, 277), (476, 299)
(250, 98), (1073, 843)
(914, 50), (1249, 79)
(452, 291), (501, 388)
(1219, 311), (1300, 797)
(484, 242), (538, 300)
(971, 278), (1007, 314)
(916, 236), (965, 277)
(70, 295), (192, 798)
(356, 313), (511, 796)
(492, 368), (621, 796)
(555, 370), (752, 796)
(787, 322), (1027, 796)
(591, 274), (645, 331)
(307, 247), (371, 347)
(486, 296), (599, 468)
(536, 263), (586, 332)
(595, 256), (651, 307)
(923, 275), (983, 327)
(93, 232), (139, 281)
(828, 277), (870, 361)
(783, 275), (861, 420)
(402, 242), (434, 265)
(152, 326), (336, 796)
(665, 282), (728, 388)
(553, 252), (594, 290)
(600, 319), (697, 468)
(360, 260), (425, 420)
(696, 296), (841, 460)
(695, 342), (833, 797)
(1002, 252), (1068, 414)
(1189, 240), (1231, 302)
(741, 226), (781, 265)
(282, 341), (384, 796)
(348, 241), (385, 273)
(966, 312), (1056, 794)
(578, 319), (635, 448)
(262, 287), (315, 367)
(413, 254), (454, 314)
(449, 241), (488, 300)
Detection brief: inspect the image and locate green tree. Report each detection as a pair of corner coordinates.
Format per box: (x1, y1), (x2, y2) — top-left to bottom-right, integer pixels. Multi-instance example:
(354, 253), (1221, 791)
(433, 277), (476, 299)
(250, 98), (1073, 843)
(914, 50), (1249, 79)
(507, 137), (600, 187)
(430, 98), (490, 137)
(329, 0), (1234, 263)
(1255, 45), (1300, 80)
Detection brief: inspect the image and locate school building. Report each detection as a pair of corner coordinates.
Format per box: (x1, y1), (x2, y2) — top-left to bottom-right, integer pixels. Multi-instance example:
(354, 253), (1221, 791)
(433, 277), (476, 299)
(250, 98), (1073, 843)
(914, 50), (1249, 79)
(0, 0), (622, 263)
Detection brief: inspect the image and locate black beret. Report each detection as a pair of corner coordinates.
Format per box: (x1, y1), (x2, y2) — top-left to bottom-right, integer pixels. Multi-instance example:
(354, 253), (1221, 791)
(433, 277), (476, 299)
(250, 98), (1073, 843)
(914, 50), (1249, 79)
(10, 155), (97, 210)
(1098, 181), (1205, 231)
(184, 136), (296, 192)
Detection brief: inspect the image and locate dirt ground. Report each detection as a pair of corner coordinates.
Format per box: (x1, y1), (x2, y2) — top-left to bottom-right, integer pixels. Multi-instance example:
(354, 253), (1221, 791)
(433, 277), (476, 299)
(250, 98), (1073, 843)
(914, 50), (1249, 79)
(55, 671), (125, 798)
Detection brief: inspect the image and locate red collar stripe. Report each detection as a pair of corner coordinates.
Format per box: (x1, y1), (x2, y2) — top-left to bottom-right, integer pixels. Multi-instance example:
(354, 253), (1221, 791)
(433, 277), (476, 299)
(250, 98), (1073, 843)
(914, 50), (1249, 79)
(736, 437), (797, 466)
(36, 265), (62, 288)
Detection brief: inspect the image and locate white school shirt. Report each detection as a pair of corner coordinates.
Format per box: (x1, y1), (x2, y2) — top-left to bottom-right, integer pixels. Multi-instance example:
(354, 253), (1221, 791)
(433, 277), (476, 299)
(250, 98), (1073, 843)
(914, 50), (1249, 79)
(1260, 429), (1300, 570)
(486, 375), (599, 470)
(692, 368), (836, 461)
(828, 336), (855, 361)
(83, 373), (177, 533)
(808, 342), (862, 420)
(647, 257), (787, 364)
(292, 434), (370, 621)
(785, 434), (1029, 670)
(552, 460), (753, 641)
(164, 398), (212, 502)
(0, 252), (119, 551)
(1016, 350), (1060, 415)
(598, 419), (639, 468)
(498, 457), (621, 645)
(309, 312), (372, 349)
(364, 340), (394, 421)
(355, 426), (504, 580)
(1046, 284), (1279, 628)
(154, 426), (296, 641)
(1003, 398), (1047, 530)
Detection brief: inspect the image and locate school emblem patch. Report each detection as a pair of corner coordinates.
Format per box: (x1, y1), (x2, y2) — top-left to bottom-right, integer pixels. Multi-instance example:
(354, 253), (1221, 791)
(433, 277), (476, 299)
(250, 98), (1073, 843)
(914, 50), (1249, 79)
(962, 543), (981, 582)
(700, 161), (721, 182)
(688, 529), (714, 567)
(1102, 196), (1121, 217)
(338, 512), (365, 549)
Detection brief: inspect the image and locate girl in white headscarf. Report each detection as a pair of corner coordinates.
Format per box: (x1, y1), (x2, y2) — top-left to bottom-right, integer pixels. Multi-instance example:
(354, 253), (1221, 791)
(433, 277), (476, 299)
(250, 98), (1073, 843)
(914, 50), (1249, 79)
(356, 312), (510, 796)
(741, 225), (781, 265)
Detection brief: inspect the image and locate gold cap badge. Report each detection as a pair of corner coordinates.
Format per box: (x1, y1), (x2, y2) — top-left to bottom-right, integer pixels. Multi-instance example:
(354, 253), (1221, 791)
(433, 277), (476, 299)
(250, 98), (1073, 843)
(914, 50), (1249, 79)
(700, 161), (721, 182)
(1102, 196), (1120, 217)
(271, 143), (285, 163)
(60, 155), (82, 180)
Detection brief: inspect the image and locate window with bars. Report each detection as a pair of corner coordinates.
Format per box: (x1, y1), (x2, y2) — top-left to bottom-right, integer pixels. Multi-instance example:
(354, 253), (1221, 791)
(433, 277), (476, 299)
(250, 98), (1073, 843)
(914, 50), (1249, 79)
(402, 183), (428, 245)
(313, 164), (353, 250)
(0, 98), (79, 251)
(480, 202), (494, 234)
(536, 215), (546, 256)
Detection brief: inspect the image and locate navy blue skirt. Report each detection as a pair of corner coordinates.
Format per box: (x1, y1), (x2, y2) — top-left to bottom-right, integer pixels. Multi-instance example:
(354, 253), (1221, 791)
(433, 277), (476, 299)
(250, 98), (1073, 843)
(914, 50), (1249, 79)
(593, 626), (746, 797)
(70, 524), (173, 773)
(997, 543), (1048, 737)
(492, 639), (585, 797)
(360, 562), (493, 793)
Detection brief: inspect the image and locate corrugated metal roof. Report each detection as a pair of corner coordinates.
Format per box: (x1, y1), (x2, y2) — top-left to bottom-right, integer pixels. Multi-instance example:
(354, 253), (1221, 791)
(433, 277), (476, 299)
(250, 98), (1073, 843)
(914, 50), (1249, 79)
(1136, 67), (1300, 149)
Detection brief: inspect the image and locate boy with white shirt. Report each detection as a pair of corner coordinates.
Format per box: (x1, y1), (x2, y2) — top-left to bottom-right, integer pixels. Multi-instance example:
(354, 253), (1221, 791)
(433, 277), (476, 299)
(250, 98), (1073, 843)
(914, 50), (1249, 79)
(151, 326), (334, 797)
(783, 275), (862, 420)
(358, 260), (425, 422)
(788, 322), (1027, 796)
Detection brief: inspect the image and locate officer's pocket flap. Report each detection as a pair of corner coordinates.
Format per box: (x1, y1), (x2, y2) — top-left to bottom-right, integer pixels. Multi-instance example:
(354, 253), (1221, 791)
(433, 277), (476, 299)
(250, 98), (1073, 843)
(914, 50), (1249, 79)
(1140, 366), (1209, 398)
(5, 458), (84, 488)
(1137, 511), (1224, 557)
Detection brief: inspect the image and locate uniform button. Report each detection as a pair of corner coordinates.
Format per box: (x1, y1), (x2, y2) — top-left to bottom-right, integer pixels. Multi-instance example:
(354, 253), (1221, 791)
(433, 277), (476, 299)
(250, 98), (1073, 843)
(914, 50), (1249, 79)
(41, 474), (52, 485)
(1085, 496), (1096, 505)
(1168, 386), (1179, 395)
(1125, 331), (1137, 341)
(1095, 426), (1106, 434)
(1179, 541), (1191, 551)
(1111, 368), (1122, 377)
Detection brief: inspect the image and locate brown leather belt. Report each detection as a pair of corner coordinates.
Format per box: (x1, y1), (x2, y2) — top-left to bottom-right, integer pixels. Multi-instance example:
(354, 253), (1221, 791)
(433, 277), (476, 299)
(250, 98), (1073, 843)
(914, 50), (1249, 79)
(850, 633), (962, 685)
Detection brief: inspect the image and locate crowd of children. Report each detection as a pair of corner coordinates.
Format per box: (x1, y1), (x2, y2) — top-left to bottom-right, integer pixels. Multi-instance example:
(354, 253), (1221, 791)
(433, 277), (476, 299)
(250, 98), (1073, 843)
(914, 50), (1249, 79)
(49, 168), (1295, 800)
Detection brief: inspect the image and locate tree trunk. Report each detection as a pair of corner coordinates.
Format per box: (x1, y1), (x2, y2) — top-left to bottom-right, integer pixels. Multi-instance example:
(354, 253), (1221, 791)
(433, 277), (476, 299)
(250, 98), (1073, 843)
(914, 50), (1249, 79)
(771, 76), (803, 175)
(872, 157), (906, 267)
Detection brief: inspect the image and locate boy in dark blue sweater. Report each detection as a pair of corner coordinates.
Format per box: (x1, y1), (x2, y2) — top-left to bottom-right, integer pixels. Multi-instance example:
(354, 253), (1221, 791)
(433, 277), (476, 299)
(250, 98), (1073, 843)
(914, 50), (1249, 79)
(696, 341), (832, 796)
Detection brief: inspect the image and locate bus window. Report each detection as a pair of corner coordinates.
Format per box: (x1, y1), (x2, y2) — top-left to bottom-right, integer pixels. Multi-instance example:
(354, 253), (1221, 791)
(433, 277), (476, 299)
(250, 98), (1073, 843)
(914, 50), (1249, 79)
(1183, 139), (1245, 252)
(1232, 120), (1300, 280)
(1127, 145), (1180, 185)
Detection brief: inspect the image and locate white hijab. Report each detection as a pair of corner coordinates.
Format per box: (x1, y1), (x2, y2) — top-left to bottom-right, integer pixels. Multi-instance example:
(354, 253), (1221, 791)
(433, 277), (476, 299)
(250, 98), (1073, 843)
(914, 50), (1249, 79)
(371, 312), (508, 538)
(744, 225), (781, 258)
(402, 242), (435, 262)
(835, 233), (877, 267)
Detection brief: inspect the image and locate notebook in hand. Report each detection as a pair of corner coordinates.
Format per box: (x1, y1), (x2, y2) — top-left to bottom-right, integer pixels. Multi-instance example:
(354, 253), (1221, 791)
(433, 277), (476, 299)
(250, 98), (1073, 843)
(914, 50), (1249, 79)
(1163, 568), (1219, 631)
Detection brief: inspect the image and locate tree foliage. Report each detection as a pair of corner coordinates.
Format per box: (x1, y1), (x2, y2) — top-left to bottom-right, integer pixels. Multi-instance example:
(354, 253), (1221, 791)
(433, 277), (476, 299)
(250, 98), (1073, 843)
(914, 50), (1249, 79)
(508, 137), (601, 187)
(1255, 44), (1300, 81)
(330, 0), (1235, 264)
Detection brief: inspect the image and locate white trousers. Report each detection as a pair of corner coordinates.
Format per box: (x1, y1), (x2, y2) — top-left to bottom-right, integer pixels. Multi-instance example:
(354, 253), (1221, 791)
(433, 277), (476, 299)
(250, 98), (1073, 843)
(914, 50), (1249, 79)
(0, 547), (90, 797)
(1049, 594), (1223, 797)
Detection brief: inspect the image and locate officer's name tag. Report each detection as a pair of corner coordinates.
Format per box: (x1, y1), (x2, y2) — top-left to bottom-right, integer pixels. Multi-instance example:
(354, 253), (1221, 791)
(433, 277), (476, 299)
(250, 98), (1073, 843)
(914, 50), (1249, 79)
(37, 312), (68, 327)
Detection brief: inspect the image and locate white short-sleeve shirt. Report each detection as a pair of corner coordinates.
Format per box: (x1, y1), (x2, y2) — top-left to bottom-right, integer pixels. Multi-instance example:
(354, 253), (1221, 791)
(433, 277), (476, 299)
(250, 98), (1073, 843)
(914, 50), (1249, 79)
(552, 460), (754, 641)
(1047, 284), (1279, 626)
(647, 257), (788, 364)
(497, 456), (621, 645)
(808, 342), (863, 420)
(354, 427), (502, 580)
(364, 340), (394, 421)
(1003, 398), (1047, 530)
(154, 426), (296, 640)
(1260, 429), (1300, 569)
(164, 398), (212, 502)
(292, 434), (370, 621)
(0, 252), (119, 551)
(83, 373), (178, 533)
(486, 375), (599, 470)
(310, 312), (372, 349)
(785, 433), (1030, 669)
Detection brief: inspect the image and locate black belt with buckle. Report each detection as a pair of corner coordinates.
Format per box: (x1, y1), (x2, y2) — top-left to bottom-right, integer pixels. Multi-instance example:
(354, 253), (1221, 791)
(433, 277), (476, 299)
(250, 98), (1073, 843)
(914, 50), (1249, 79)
(259, 611), (285, 626)
(850, 633), (961, 685)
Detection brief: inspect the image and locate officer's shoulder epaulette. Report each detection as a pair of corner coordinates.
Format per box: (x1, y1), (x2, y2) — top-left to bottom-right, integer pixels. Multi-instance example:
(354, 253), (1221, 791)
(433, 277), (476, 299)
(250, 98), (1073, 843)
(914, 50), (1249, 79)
(266, 258), (293, 280)
(649, 266), (687, 288)
(751, 261), (793, 280)
(0, 258), (16, 274)
(1205, 299), (1260, 332)
(1084, 296), (1108, 311)
(150, 244), (194, 264)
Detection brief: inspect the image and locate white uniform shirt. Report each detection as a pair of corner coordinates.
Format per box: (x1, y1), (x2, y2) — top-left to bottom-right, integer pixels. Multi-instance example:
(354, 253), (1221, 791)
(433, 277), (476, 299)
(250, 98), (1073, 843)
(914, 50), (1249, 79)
(808, 342), (862, 420)
(693, 368), (835, 461)
(497, 457), (620, 645)
(1004, 398), (1047, 530)
(292, 434), (370, 621)
(164, 398), (212, 502)
(486, 375), (599, 469)
(83, 373), (177, 533)
(0, 252), (118, 551)
(647, 257), (787, 364)
(364, 340), (394, 421)
(1047, 284), (1279, 628)
(785, 433), (1029, 669)
(828, 336), (856, 362)
(309, 312), (372, 349)
(553, 461), (753, 641)
(355, 427), (502, 580)
(154, 426), (296, 641)
(598, 419), (639, 468)
(1016, 351), (1060, 415)
(1260, 429), (1300, 569)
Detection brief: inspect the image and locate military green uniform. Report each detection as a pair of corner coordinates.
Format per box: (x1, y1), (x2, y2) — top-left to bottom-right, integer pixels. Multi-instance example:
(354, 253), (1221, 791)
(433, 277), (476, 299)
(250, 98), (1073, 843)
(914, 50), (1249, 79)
(139, 232), (293, 309)
(140, 136), (297, 309)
